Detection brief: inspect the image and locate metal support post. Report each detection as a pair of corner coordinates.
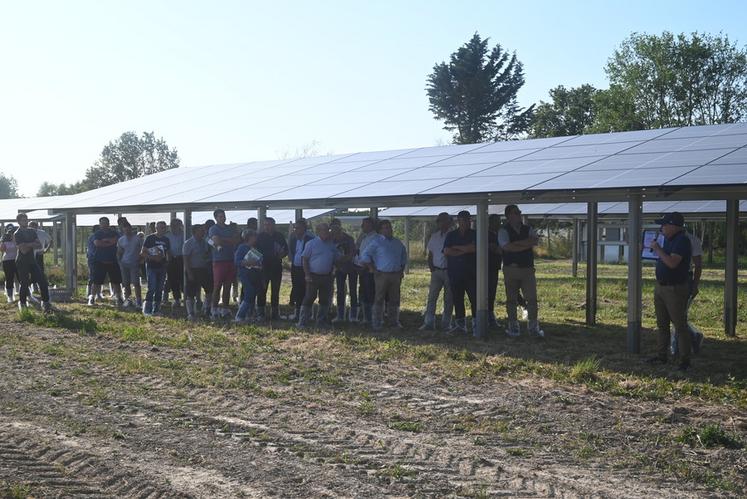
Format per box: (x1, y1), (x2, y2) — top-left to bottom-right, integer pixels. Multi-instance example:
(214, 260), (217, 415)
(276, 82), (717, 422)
(258, 207), (267, 227)
(475, 199), (489, 338)
(370, 207), (378, 219)
(295, 208), (303, 222)
(64, 212), (77, 295)
(586, 202), (598, 326)
(404, 217), (410, 274)
(724, 199), (739, 337)
(572, 218), (579, 277)
(53, 221), (59, 266)
(627, 195), (642, 353)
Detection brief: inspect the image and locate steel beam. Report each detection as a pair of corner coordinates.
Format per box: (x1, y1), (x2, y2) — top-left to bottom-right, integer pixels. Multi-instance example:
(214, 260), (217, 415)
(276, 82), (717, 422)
(586, 202), (598, 326)
(627, 195), (642, 353)
(572, 218), (580, 277)
(63, 212), (77, 295)
(724, 199), (739, 337)
(475, 199), (489, 338)
(404, 217), (410, 274)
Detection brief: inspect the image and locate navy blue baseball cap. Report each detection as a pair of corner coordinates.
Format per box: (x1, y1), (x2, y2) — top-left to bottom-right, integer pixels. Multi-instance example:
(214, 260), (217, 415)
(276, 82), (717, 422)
(655, 212), (685, 227)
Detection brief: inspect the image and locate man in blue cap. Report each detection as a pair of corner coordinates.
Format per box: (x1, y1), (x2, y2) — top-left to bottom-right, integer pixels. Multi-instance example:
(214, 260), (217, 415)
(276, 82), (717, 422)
(647, 212), (692, 371)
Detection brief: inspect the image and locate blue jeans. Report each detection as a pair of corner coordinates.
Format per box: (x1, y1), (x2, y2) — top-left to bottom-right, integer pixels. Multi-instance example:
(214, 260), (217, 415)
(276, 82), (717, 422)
(145, 266), (167, 312)
(236, 274), (258, 320)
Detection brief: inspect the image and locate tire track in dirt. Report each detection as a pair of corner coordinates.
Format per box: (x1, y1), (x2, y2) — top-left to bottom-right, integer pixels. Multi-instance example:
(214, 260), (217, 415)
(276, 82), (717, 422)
(0, 422), (184, 498)
(1, 321), (739, 497)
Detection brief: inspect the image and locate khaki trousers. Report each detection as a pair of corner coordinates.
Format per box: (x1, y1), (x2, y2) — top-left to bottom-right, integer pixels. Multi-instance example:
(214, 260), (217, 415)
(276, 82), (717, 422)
(654, 282), (691, 362)
(503, 265), (538, 322)
(374, 271), (402, 307)
(424, 268), (453, 327)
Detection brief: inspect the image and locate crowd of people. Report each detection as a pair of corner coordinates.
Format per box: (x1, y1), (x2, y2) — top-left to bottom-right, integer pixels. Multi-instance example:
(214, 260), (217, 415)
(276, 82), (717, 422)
(0, 206), (705, 369)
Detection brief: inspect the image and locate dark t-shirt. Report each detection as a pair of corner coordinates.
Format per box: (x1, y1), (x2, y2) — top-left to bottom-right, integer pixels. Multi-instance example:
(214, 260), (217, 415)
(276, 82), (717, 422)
(334, 233), (357, 273)
(143, 234), (170, 269)
(93, 228), (120, 263)
(443, 228), (477, 279)
(256, 231), (288, 270)
(655, 231), (691, 285)
(488, 229), (502, 273)
(13, 227), (38, 264)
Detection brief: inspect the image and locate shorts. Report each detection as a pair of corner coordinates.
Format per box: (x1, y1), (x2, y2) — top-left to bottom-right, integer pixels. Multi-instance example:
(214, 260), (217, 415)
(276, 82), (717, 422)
(186, 267), (213, 297)
(93, 261), (122, 285)
(212, 261), (236, 288)
(120, 263), (141, 288)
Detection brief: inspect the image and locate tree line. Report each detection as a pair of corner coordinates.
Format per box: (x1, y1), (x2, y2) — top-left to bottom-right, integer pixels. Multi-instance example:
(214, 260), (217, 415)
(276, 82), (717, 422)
(427, 31), (747, 143)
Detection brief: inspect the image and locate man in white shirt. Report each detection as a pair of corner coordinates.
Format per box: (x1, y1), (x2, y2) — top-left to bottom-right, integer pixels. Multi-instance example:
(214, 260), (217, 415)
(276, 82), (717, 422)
(419, 212), (454, 331)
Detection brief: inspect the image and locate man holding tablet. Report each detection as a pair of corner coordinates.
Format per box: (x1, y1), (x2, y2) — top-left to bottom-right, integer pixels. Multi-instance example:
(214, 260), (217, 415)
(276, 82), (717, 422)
(646, 212), (692, 371)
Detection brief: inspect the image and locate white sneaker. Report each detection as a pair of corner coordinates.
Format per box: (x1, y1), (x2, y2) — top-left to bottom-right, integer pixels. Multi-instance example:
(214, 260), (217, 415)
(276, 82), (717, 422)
(87, 295), (95, 306)
(17, 301), (27, 312)
(6, 294), (13, 304)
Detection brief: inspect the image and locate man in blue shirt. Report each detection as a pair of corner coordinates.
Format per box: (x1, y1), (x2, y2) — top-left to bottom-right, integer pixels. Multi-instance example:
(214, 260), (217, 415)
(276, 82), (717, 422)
(288, 218), (314, 321)
(647, 212), (693, 371)
(298, 222), (340, 327)
(360, 219), (407, 330)
(89, 217), (124, 306)
(208, 209), (240, 319)
(443, 211), (477, 335)
(356, 217), (379, 325)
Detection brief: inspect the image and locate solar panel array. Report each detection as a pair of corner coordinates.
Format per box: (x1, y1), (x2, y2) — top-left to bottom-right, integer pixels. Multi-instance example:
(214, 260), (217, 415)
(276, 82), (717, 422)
(27, 122), (747, 212)
(380, 200), (747, 218)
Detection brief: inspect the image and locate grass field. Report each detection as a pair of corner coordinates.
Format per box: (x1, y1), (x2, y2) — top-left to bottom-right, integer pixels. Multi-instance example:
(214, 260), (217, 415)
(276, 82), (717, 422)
(0, 258), (745, 497)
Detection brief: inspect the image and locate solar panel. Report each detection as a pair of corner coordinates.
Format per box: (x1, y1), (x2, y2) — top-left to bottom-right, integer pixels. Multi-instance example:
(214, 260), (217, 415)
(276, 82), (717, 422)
(522, 141), (639, 160)
(568, 128), (675, 145)
(711, 147), (747, 164)
(665, 164), (747, 186)
(333, 179), (450, 198)
(419, 173), (560, 195)
(476, 156), (606, 175)
(396, 143), (487, 158)
(534, 167), (699, 190)
(41, 123), (747, 212)
(434, 149), (533, 166)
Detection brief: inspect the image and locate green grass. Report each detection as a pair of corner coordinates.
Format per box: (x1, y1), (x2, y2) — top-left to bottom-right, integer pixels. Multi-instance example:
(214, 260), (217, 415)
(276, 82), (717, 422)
(569, 356), (601, 382)
(677, 424), (744, 449)
(0, 481), (32, 499)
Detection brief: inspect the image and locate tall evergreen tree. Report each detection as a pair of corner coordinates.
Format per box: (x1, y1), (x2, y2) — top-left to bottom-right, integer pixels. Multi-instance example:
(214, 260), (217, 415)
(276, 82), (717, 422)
(426, 33), (533, 144)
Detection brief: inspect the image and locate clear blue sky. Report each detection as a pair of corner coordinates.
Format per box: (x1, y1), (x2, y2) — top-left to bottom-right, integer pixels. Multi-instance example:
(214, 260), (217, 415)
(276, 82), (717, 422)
(1, 0), (744, 196)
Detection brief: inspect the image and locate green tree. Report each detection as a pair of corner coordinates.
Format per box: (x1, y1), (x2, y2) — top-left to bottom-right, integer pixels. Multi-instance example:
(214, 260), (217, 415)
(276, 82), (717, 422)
(426, 33), (533, 144)
(0, 173), (19, 199)
(597, 31), (747, 131)
(82, 131), (179, 189)
(37, 181), (87, 197)
(531, 85), (600, 137)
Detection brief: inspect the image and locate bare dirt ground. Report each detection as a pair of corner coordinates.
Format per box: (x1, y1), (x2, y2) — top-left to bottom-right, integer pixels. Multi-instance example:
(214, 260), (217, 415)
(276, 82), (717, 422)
(1, 312), (745, 499)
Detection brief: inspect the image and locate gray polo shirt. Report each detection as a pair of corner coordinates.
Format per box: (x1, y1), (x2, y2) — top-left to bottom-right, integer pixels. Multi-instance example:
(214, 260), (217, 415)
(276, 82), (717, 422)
(183, 236), (211, 269)
(117, 234), (143, 266)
